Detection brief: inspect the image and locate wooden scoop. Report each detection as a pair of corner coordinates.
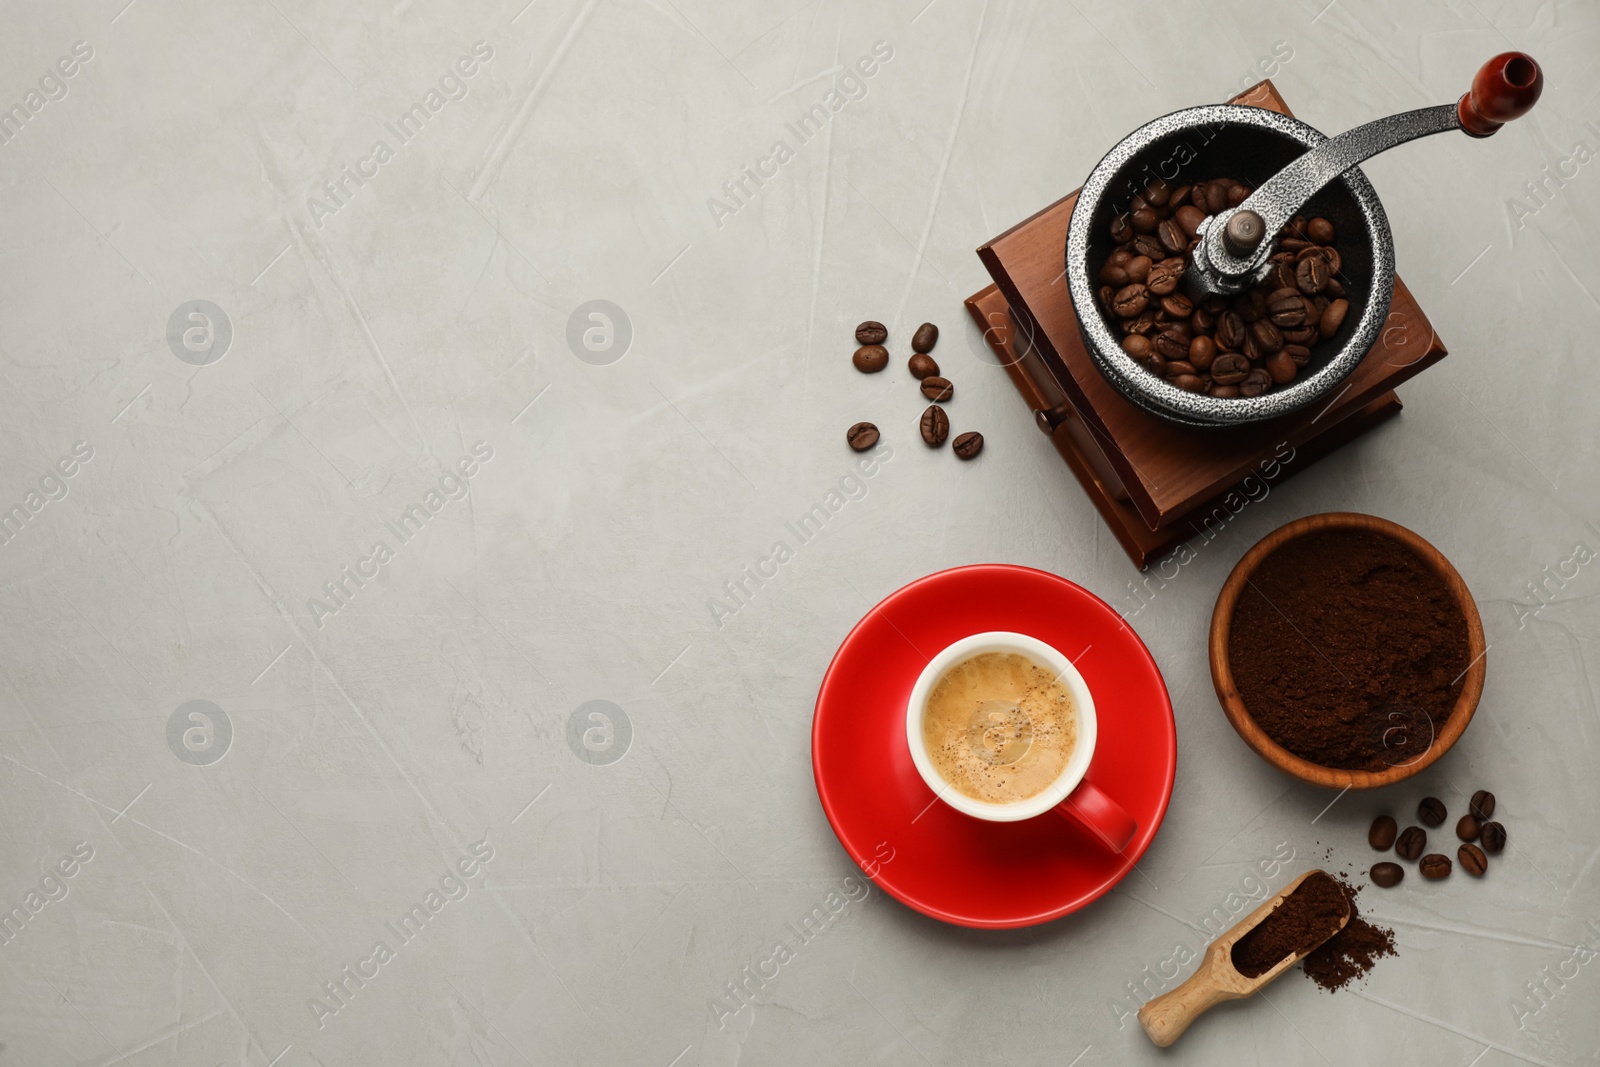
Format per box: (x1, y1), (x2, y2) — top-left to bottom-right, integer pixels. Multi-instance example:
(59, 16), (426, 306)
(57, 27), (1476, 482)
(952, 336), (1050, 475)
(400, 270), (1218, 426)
(1137, 869), (1350, 1047)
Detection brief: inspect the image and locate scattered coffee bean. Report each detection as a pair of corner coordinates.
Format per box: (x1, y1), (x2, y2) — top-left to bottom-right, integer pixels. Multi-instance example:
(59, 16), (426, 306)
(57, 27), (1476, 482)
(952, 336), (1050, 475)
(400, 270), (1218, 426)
(1371, 862), (1404, 888)
(1396, 826), (1427, 862)
(1419, 854), (1452, 880)
(1469, 790), (1496, 820)
(1456, 814), (1480, 842)
(919, 405), (949, 447)
(1418, 797), (1447, 827)
(1458, 843), (1488, 877)
(1478, 821), (1506, 854)
(907, 353), (939, 380)
(1308, 217), (1336, 245)
(952, 431), (984, 460)
(911, 322), (939, 353)
(855, 320), (887, 345)
(920, 376), (953, 402)
(1369, 815), (1398, 851)
(846, 422), (879, 451)
(853, 345), (888, 373)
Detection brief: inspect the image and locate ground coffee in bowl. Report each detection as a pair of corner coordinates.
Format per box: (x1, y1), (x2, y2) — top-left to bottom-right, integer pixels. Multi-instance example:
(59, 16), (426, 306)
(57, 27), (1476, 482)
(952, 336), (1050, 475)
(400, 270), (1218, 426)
(1217, 518), (1478, 778)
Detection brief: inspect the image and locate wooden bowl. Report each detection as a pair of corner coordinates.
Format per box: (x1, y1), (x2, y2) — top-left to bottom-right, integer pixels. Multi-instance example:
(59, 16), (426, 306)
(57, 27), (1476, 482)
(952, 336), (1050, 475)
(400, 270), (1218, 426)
(1209, 512), (1486, 789)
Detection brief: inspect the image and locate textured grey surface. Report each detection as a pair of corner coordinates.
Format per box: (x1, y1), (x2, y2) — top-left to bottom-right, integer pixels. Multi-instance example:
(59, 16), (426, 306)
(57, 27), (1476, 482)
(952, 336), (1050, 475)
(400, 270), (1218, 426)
(1, 1), (1598, 1065)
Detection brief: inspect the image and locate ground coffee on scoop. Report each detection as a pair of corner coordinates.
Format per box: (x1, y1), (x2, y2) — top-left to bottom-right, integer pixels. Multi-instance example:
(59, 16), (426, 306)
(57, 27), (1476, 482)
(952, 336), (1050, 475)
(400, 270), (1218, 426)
(1300, 877), (1396, 991)
(1231, 871), (1349, 978)
(1228, 528), (1471, 770)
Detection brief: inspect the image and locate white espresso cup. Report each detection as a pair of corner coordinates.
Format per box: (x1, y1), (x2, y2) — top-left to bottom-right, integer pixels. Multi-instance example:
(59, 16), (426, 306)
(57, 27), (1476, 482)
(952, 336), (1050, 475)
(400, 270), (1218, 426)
(905, 631), (1136, 849)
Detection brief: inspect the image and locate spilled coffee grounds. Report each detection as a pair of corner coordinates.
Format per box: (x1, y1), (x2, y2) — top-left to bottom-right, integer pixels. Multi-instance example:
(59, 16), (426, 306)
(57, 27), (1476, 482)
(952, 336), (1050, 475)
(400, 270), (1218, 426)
(1231, 870), (1349, 977)
(1301, 877), (1396, 991)
(1228, 528), (1471, 770)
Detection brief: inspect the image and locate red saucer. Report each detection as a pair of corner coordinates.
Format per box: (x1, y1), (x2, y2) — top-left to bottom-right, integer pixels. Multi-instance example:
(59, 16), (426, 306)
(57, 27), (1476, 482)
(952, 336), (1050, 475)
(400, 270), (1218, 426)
(812, 564), (1176, 928)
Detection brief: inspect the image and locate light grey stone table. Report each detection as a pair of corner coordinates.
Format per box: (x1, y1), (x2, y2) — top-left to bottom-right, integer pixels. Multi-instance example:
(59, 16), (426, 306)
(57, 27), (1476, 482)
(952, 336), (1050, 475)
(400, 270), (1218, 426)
(2, 0), (1597, 1063)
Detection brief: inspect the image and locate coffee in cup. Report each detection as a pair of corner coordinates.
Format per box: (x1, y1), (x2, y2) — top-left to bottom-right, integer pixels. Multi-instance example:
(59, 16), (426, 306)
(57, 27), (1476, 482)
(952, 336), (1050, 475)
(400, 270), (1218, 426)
(922, 651), (1079, 804)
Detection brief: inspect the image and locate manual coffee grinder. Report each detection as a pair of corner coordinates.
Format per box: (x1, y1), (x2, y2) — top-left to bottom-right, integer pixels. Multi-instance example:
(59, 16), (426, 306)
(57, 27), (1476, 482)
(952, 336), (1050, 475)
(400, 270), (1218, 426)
(966, 54), (1541, 566)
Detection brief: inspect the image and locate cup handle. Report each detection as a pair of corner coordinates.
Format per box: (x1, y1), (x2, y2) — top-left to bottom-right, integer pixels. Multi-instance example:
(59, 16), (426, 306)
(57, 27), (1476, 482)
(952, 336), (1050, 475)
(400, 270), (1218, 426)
(1053, 777), (1138, 852)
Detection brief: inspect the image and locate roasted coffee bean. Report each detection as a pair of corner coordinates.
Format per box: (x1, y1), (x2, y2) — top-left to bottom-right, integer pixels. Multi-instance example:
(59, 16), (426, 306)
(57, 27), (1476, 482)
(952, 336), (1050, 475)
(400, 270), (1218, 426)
(911, 322), (940, 353)
(1155, 329), (1190, 361)
(1269, 260), (1297, 291)
(1189, 335), (1217, 369)
(1456, 814), (1480, 841)
(952, 431), (984, 459)
(1419, 853), (1452, 880)
(1325, 276), (1346, 297)
(1190, 306), (1216, 333)
(1284, 344), (1311, 367)
(1470, 790), (1496, 820)
(1098, 285), (1115, 311)
(846, 422), (879, 451)
(1308, 217), (1335, 245)
(1396, 826), (1427, 861)
(1146, 257), (1184, 295)
(1132, 235), (1165, 260)
(1239, 368), (1273, 397)
(1371, 862), (1404, 888)
(1281, 236), (1313, 254)
(1161, 293), (1194, 319)
(1369, 815), (1399, 851)
(1164, 361), (1197, 378)
(855, 320), (887, 345)
(1109, 213), (1133, 244)
(852, 345), (889, 373)
(1175, 204), (1206, 237)
(1323, 246), (1342, 274)
(1418, 797), (1447, 827)
(1320, 298), (1349, 339)
(1112, 284), (1149, 318)
(919, 405), (949, 447)
(920, 376), (953, 402)
(1210, 353), (1249, 385)
(1143, 177), (1171, 208)
(1131, 207), (1158, 234)
(1216, 311), (1246, 350)
(1209, 384), (1240, 398)
(1251, 320), (1284, 354)
(908, 353), (940, 379)
(1172, 374), (1206, 392)
(1479, 821), (1506, 853)
(1267, 289), (1308, 327)
(1121, 335), (1152, 360)
(1458, 843), (1488, 877)
(1126, 311), (1158, 336)
(1240, 333), (1262, 362)
(1144, 352), (1167, 376)
(1283, 325), (1317, 346)
(1157, 218), (1186, 254)
(1227, 182), (1250, 207)
(1126, 255), (1153, 283)
(1296, 254), (1329, 295)
(1169, 183), (1192, 208)
(1265, 349), (1298, 384)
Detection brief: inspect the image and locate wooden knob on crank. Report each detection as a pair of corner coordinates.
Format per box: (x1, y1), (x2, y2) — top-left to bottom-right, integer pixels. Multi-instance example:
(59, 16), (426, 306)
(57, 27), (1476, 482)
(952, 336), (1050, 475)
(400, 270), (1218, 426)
(1458, 52), (1543, 137)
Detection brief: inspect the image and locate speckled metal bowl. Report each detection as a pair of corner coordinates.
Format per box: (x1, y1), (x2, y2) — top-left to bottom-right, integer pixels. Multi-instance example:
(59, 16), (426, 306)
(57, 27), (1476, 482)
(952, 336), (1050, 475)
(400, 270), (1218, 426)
(1066, 105), (1394, 428)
